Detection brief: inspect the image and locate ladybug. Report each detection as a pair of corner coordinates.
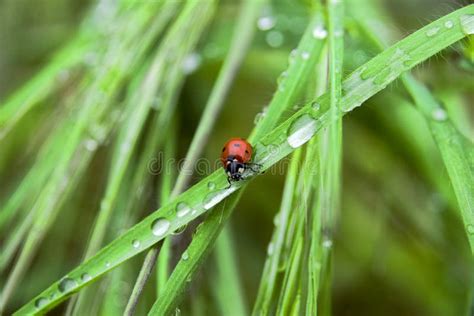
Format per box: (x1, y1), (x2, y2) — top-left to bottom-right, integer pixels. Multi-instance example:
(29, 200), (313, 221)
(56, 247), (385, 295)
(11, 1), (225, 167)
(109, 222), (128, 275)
(220, 138), (259, 187)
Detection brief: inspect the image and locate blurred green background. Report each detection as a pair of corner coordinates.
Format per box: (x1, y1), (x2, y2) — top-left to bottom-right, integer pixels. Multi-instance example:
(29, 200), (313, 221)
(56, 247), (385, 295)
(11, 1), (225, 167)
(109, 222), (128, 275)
(0, 0), (473, 315)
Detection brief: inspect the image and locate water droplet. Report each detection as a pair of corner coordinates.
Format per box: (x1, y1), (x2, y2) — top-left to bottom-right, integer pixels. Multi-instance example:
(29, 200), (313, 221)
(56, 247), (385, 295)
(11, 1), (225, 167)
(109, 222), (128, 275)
(432, 108), (447, 121)
(191, 209), (197, 216)
(301, 51), (310, 60)
(207, 182), (216, 190)
(181, 251), (189, 261)
(266, 31), (284, 47)
(35, 297), (48, 309)
(176, 202), (191, 218)
(267, 242), (274, 255)
(289, 49), (298, 64)
(287, 114), (319, 148)
(81, 273), (92, 282)
(89, 123), (107, 143)
(151, 218), (171, 236)
(254, 106), (269, 125)
(203, 190), (229, 210)
(460, 15), (474, 35)
(444, 20), (453, 29)
(105, 261), (111, 268)
(132, 240), (141, 248)
(84, 139), (98, 151)
(467, 224), (474, 234)
(58, 278), (78, 293)
(182, 53), (201, 74)
(257, 16), (275, 31)
(322, 239), (333, 248)
(273, 213), (280, 226)
(312, 102), (321, 111)
(426, 26), (440, 37)
(312, 25), (328, 39)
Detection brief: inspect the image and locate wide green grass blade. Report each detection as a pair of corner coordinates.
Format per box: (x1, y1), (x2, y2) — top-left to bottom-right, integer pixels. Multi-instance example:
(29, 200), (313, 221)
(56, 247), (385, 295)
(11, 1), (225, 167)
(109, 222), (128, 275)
(14, 5), (474, 315)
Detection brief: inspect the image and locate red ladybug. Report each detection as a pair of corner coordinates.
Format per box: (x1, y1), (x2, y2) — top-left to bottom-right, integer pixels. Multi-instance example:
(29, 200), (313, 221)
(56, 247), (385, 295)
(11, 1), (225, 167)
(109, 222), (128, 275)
(221, 138), (258, 186)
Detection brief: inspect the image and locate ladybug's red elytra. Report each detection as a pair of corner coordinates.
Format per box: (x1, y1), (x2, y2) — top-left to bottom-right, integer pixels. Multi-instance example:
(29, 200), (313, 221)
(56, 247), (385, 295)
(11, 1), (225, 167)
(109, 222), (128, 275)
(220, 138), (259, 187)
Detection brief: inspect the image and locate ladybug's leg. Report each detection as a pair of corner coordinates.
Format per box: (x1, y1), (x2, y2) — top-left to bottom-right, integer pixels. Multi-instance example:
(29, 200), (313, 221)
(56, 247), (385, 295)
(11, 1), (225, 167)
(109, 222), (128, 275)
(225, 177), (232, 189)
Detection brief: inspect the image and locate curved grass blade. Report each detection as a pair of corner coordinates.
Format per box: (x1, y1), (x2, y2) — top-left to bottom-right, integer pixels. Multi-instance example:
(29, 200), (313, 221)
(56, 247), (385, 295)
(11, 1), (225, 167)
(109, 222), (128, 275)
(347, 0), (474, 253)
(15, 5), (474, 315)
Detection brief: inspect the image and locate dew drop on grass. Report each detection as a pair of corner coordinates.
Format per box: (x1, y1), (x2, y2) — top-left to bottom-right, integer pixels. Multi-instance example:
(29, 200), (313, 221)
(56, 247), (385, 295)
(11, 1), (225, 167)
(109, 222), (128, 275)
(132, 240), (141, 248)
(105, 261), (111, 268)
(84, 139), (98, 151)
(277, 71), (288, 91)
(58, 278), (78, 293)
(267, 242), (274, 255)
(81, 273), (92, 282)
(444, 20), (453, 29)
(287, 114), (319, 148)
(322, 239), (333, 248)
(203, 190), (229, 210)
(312, 102), (321, 111)
(207, 182), (216, 190)
(467, 224), (474, 234)
(181, 251), (189, 261)
(431, 108), (447, 121)
(257, 15), (275, 31)
(312, 25), (327, 39)
(266, 31), (284, 47)
(460, 15), (474, 35)
(151, 218), (171, 236)
(182, 53), (201, 74)
(35, 297), (48, 309)
(289, 49), (298, 64)
(176, 202), (191, 218)
(425, 26), (440, 37)
(301, 51), (310, 60)
(273, 212), (280, 226)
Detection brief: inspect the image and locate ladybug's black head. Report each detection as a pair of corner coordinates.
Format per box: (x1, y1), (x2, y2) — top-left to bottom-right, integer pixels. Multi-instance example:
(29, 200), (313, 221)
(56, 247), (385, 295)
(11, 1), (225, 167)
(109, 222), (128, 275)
(225, 156), (245, 181)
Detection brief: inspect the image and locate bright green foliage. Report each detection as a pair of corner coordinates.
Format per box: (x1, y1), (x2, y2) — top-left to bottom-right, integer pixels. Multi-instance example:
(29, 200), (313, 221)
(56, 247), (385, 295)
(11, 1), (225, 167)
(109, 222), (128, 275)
(0, 1), (473, 315)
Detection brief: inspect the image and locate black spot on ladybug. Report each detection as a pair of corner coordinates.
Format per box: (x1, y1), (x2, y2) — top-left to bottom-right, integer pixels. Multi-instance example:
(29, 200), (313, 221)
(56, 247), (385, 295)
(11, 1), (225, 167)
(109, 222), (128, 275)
(222, 147), (226, 152)
(233, 143), (241, 147)
(245, 150), (249, 153)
